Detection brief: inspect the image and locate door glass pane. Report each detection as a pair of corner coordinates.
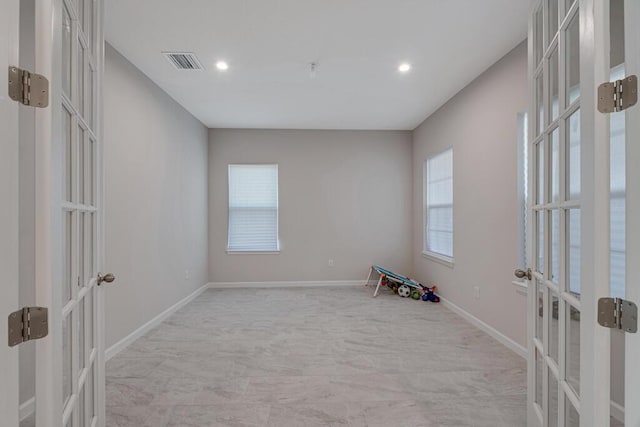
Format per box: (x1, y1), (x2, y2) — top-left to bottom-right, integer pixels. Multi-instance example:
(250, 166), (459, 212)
(87, 67), (94, 129)
(87, 288), (94, 350)
(535, 349), (544, 408)
(78, 127), (85, 204)
(78, 212), (85, 287)
(64, 107), (73, 201)
(566, 303), (581, 396)
(537, 141), (545, 204)
(538, 212), (545, 274)
(536, 280), (545, 340)
(84, 138), (93, 204)
(89, 139), (96, 205)
(78, 384), (86, 427)
(551, 128), (560, 202)
(86, 0), (94, 53)
(77, 40), (85, 114)
(535, 6), (544, 66)
(567, 109), (581, 199)
(63, 315), (72, 406)
(551, 210), (559, 283)
(78, 302), (85, 370)
(76, 0), (84, 32)
(549, 370), (559, 427)
(566, 13), (580, 104)
(568, 209), (581, 296)
(548, 0), (559, 42)
(550, 47), (559, 121)
(536, 74), (544, 135)
(610, 64), (626, 299)
(549, 291), (559, 363)
(62, 5), (72, 97)
(565, 395), (579, 426)
(64, 212), (73, 304)
(87, 365), (95, 421)
(84, 212), (95, 280)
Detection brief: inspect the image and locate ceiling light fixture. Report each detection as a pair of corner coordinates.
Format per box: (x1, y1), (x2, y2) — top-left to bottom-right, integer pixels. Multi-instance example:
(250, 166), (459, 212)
(216, 61), (229, 71)
(398, 63), (411, 73)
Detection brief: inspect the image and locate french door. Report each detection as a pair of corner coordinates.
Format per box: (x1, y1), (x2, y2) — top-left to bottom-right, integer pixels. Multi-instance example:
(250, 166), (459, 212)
(53, 0), (105, 425)
(527, 0), (639, 426)
(1, 0), (106, 425)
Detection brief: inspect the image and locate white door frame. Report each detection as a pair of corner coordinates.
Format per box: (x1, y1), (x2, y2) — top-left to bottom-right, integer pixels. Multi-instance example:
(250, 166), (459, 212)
(624, 0), (640, 424)
(0, 0), (21, 425)
(34, 0), (64, 422)
(579, 0), (611, 425)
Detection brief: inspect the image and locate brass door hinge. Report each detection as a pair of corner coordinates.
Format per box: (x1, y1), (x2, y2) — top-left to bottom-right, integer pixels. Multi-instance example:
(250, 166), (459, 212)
(598, 75), (638, 113)
(8, 307), (49, 347)
(8, 66), (49, 108)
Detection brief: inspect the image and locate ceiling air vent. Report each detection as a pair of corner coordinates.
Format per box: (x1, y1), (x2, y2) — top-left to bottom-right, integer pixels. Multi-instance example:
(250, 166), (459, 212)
(163, 52), (204, 70)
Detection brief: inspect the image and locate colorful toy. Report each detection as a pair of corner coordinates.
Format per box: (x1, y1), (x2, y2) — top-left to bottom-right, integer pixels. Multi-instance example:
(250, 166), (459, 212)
(365, 265), (440, 302)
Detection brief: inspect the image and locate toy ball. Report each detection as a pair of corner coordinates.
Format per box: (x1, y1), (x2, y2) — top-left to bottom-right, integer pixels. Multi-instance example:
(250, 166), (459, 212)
(421, 293), (430, 301)
(411, 290), (421, 300)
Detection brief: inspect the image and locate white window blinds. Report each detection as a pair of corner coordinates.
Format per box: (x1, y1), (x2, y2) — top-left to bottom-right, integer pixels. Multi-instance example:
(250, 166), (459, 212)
(228, 164), (279, 252)
(424, 148), (453, 259)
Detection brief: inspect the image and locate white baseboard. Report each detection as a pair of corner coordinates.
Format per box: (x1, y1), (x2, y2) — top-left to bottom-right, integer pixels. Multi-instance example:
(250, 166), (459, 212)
(207, 280), (365, 289)
(20, 397), (35, 422)
(105, 283), (209, 361)
(611, 400), (624, 423)
(439, 296), (527, 359)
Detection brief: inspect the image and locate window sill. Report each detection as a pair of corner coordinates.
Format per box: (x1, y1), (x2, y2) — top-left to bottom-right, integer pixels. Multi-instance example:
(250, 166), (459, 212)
(226, 250), (281, 255)
(422, 251), (454, 268)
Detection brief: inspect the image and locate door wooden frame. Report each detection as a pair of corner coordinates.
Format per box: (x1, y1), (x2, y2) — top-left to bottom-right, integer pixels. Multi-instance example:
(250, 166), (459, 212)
(0, 0), (21, 425)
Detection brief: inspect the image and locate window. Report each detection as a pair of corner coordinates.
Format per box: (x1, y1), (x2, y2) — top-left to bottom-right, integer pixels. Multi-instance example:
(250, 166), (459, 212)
(423, 148), (453, 263)
(227, 164), (279, 252)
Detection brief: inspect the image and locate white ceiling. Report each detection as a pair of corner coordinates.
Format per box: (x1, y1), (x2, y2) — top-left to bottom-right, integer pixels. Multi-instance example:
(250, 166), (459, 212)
(105, 1), (528, 130)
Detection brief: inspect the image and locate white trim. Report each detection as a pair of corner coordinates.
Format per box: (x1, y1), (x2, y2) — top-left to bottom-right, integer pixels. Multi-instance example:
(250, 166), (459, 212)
(19, 397), (35, 422)
(511, 280), (529, 290)
(226, 250), (281, 255)
(421, 251), (454, 268)
(105, 283), (208, 361)
(439, 295), (527, 359)
(610, 400), (624, 423)
(208, 280), (365, 289)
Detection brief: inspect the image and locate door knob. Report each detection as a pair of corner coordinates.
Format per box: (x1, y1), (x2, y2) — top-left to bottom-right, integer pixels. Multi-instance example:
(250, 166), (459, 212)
(97, 273), (115, 286)
(514, 268), (532, 281)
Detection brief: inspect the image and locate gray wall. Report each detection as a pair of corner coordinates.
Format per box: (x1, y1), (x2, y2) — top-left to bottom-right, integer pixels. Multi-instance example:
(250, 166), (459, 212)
(208, 129), (413, 283)
(104, 44), (209, 349)
(411, 42), (528, 348)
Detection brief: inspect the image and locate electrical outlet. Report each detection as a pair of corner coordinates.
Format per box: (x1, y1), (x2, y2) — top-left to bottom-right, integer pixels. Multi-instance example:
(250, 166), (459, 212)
(474, 286), (480, 299)
(328, 259), (334, 267)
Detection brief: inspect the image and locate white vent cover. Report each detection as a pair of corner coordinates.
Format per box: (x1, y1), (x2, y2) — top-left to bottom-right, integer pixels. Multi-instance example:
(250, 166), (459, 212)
(163, 52), (203, 70)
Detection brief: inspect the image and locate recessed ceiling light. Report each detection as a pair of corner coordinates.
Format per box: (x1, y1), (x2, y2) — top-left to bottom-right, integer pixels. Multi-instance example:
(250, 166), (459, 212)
(216, 61), (229, 71)
(398, 63), (411, 73)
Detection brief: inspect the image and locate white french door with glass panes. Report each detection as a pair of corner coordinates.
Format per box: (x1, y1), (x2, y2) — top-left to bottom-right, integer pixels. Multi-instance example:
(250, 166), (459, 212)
(527, 1), (583, 424)
(527, 0), (640, 426)
(53, 0), (105, 425)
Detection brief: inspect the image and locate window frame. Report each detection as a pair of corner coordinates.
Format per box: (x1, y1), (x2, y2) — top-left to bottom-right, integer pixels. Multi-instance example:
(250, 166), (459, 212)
(422, 147), (454, 267)
(226, 163), (280, 254)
